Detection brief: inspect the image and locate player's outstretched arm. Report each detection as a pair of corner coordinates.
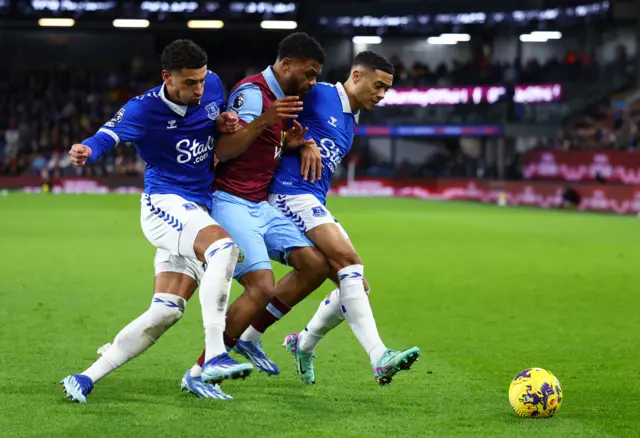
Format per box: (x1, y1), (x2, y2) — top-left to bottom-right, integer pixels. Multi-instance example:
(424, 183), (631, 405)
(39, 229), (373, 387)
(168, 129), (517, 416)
(69, 133), (115, 167)
(215, 96), (303, 162)
(71, 102), (145, 166)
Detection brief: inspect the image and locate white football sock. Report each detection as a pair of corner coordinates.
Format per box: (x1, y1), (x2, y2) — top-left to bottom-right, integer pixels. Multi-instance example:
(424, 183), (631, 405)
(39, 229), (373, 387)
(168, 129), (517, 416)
(298, 287), (371, 354)
(82, 292), (185, 383)
(200, 238), (238, 363)
(338, 265), (386, 365)
(240, 325), (263, 342)
(298, 288), (344, 353)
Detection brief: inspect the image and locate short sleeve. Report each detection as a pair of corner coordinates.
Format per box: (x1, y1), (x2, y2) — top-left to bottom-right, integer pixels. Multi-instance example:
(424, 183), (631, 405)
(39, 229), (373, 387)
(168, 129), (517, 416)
(227, 83), (263, 124)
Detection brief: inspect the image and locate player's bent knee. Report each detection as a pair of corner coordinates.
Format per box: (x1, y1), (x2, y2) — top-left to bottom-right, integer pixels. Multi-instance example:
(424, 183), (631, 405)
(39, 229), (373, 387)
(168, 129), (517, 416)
(145, 304), (184, 340)
(154, 271), (199, 300)
(337, 251), (362, 269)
(290, 247), (331, 280)
(203, 237), (240, 278)
(194, 225), (232, 262)
(324, 247), (361, 273)
(240, 270), (277, 302)
(249, 282), (276, 304)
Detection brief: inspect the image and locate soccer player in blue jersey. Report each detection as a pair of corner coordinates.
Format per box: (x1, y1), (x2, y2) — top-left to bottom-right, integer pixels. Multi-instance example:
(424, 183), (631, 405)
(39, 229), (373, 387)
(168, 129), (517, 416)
(60, 39), (302, 402)
(240, 51), (420, 386)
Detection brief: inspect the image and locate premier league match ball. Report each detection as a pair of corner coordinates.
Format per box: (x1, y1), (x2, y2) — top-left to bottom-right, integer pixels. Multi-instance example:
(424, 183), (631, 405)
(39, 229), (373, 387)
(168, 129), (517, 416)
(509, 368), (563, 418)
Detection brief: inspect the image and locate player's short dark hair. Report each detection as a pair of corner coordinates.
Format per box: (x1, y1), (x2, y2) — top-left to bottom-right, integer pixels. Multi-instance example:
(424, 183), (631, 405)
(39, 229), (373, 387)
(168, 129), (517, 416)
(161, 39), (208, 72)
(353, 51), (394, 75)
(277, 32), (325, 65)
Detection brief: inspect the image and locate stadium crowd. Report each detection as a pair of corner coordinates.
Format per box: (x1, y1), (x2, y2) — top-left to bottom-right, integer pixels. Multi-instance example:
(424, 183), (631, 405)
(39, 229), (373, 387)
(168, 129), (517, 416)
(556, 97), (640, 150)
(0, 50), (636, 177)
(326, 54), (602, 88)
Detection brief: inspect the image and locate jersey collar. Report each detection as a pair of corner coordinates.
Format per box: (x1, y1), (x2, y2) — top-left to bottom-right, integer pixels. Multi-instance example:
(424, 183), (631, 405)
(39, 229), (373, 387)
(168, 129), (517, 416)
(262, 66), (286, 99)
(159, 83), (188, 117)
(336, 82), (360, 123)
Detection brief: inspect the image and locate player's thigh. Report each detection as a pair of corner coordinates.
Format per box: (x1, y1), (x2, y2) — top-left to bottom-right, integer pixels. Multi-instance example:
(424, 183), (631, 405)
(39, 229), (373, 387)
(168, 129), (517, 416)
(269, 193), (334, 235)
(269, 193), (358, 270)
(331, 217), (352, 242)
(153, 249), (201, 301)
(306, 223), (361, 269)
(263, 208), (330, 281)
(262, 199), (317, 267)
(140, 193), (221, 260)
(322, 218), (369, 291)
(211, 194), (271, 278)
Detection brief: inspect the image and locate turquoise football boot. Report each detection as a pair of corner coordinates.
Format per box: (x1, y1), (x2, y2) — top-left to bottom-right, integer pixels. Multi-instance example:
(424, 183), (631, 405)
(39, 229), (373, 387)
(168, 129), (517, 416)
(373, 347), (420, 386)
(283, 333), (316, 385)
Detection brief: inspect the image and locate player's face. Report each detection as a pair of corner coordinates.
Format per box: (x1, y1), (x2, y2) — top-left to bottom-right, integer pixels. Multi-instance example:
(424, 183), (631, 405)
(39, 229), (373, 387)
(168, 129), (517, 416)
(283, 58), (322, 97)
(353, 68), (393, 111)
(163, 67), (208, 107)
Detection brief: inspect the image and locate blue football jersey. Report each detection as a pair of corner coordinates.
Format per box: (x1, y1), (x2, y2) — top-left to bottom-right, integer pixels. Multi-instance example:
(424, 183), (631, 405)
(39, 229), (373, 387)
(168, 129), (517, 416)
(270, 82), (357, 205)
(82, 71), (225, 210)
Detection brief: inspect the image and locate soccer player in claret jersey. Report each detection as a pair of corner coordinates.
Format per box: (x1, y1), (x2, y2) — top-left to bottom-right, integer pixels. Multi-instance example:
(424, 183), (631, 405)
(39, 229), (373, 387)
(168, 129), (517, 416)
(182, 33), (333, 392)
(241, 51), (420, 386)
(60, 40), (300, 402)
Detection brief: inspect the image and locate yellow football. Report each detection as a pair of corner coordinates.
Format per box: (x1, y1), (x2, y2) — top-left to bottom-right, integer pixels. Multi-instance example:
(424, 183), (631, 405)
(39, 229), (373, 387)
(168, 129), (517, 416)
(509, 368), (563, 418)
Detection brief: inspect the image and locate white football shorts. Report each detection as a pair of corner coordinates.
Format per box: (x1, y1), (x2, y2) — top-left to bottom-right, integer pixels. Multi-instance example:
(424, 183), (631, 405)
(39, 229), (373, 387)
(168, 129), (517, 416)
(140, 193), (217, 281)
(268, 193), (349, 240)
(153, 248), (204, 283)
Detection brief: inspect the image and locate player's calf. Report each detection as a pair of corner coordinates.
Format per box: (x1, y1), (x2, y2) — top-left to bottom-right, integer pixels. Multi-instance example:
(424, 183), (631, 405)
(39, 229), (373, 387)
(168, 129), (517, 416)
(61, 292), (186, 402)
(226, 270), (278, 345)
(196, 231), (238, 363)
(239, 246), (329, 349)
(195, 272), (277, 383)
(233, 248), (329, 373)
(198, 238), (258, 384)
(99, 292), (185, 368)
(305, 224), (388, 366)
(278, 246), (330, 307)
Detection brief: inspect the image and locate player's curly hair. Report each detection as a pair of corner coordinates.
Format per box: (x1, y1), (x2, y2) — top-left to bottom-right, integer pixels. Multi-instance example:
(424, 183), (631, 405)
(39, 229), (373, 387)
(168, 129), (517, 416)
(277, 32), (325, 64)
(161, 39), (208, 72)
(353, 51), (394, 75)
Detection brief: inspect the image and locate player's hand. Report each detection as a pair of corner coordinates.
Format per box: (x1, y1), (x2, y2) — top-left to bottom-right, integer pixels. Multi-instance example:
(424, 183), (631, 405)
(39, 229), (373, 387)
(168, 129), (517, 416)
(263, 96), (303, 125)
(284, 120), (309, 148)
(300, 139), (323, 183)
(68, 144), (92, 167)
(216, 111), (240, 133)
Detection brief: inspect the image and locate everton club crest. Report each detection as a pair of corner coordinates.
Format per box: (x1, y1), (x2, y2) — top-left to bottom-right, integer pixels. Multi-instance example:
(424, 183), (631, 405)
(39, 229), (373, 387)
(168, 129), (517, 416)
(206, 102), (220, 120)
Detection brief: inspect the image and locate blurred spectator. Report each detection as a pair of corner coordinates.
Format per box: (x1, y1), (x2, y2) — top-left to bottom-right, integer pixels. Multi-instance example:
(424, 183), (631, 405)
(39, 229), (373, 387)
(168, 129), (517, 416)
(326, 55), (600, 88)
(1, 49), (638, 178)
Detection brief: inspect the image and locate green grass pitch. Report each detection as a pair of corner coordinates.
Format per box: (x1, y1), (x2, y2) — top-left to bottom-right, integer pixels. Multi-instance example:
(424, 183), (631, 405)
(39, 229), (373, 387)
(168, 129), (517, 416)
(1, 194), (639, 437)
